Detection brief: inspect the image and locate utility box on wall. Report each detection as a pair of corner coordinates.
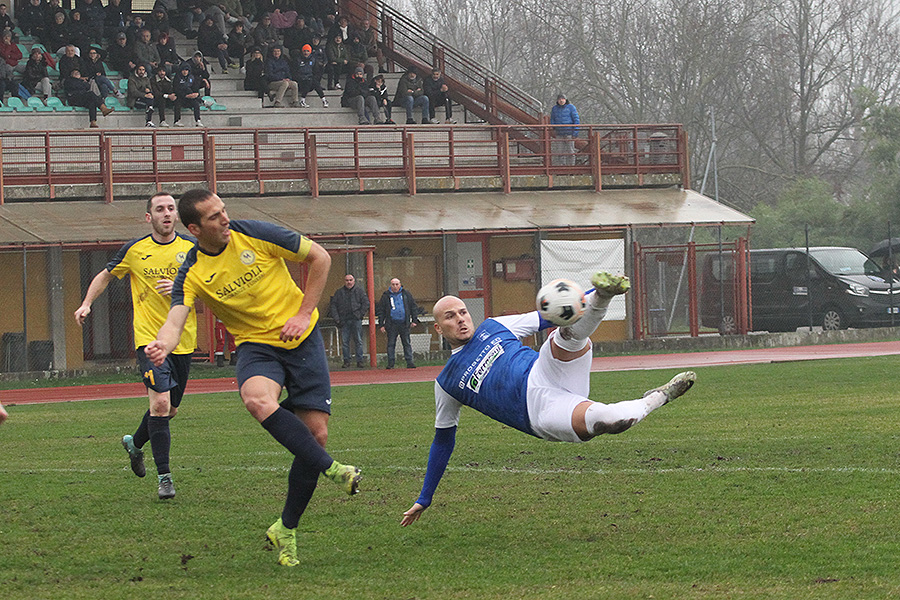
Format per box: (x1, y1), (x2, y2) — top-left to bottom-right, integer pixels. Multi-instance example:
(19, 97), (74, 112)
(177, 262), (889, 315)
(495, 258), (535, 281)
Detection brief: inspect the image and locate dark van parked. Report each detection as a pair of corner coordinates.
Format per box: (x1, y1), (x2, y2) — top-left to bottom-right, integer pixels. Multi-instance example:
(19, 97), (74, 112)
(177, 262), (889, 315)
(701, 247), (900, 333)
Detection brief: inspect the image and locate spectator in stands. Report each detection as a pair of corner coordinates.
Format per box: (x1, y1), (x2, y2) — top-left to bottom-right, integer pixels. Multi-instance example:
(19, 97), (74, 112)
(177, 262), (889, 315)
(393, 67), (431, 124)
(424, 67), (455, 124)
(105, 0), (128, 42)
(180, 0), (204, 38)
(125, 15), (146, 44)
(171, 61), (203, 126)
(147, 6), (171, 39)
(369, 73), (392, 124)
(265, 45), (298, 107)
(189, 49), (211, 95)
(0, 57), (13, 102)
(328, 14), (349, 42)
(197, 14), (229, 72)
(282, 15), (312, 57)
(150, 63), (174, 126)
(252, 12), (278, 56)
(269, 7), (297, 30)
(80, 0), (106, 42)
(208, 0), (250, 35)
(341, 66), (379, 125)
(108, 31), (137, 74)
(357, 17), (384, 74)
(20, 0), (48, 41)
(68, 10), (95, 56)
(324, 31), (347, 90)
(549, 92), (579, 166)
(84, 46), (124, 99)
(0, 29), (21, 69)
(156, 30), (182, 73)
(227, 21), (251, 68)
(0, 4), (17, 37)
(292, 43), (326, 108)
(58, 43), (84, 81)
(22, 47), (52, 100)
(64, 68), (113, 126)
(134, 28), (161, 71)
(345, 31), (367, 76)
(243, 45), (266, 98)
(127, 63), (157, 126)
(46, 10), (71, 55)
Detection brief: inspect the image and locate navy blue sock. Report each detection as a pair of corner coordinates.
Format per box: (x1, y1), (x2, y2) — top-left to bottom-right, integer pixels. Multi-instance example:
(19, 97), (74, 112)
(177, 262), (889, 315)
(261, 407), (333, 473)
(147, 415), (172, 475)
(281, 457), (320, 529)
(133, 410), (151, 449)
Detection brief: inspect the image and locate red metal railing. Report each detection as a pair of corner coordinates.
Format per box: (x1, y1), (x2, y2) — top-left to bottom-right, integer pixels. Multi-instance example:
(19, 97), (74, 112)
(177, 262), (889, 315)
(344, 0), (544, 125)
(0, 124), (686, 203)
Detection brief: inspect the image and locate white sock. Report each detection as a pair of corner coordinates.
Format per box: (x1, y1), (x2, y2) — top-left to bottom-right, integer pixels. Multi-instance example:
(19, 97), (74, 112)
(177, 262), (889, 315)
(553, 292), (611, 352)
(584, 391), (666, 436)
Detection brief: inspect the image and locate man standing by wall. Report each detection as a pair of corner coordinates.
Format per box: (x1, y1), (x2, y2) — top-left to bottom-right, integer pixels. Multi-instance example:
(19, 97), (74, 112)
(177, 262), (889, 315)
(328, 273), (369, 368)
(377, 277), (421, 369)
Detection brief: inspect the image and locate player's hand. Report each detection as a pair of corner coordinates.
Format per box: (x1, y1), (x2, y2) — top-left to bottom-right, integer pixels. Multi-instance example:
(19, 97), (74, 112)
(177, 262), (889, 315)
(145, 340), (169, 366)
(155, 279), (174, 296)
(281, 313), (311, 342)
(410, 322), (418, 328)
(74, 305), (91, 325)
(400, 502), (427, 526)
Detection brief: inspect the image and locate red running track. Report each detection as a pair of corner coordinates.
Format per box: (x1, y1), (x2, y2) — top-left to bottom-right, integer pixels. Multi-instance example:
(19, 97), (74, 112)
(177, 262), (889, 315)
(3, 340), (900, 405)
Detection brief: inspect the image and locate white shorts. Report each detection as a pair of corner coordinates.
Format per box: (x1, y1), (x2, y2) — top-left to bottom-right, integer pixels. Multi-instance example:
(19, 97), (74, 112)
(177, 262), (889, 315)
(525, 331), (592, 443)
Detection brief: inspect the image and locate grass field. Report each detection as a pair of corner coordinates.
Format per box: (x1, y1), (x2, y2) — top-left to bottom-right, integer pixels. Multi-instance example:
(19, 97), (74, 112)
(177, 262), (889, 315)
(2, 357), (900, 599)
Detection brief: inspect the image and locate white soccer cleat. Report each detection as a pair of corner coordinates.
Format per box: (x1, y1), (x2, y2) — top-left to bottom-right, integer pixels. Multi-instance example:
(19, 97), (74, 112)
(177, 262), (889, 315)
(643, 371), (696, 404)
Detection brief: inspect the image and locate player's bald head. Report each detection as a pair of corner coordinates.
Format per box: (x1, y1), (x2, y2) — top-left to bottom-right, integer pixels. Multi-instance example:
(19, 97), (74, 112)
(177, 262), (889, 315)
(433, 295), (465, 320)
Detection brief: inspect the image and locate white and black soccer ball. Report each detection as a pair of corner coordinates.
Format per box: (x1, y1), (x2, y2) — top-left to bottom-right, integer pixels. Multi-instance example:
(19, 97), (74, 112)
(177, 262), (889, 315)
(536, 279), (586, 326)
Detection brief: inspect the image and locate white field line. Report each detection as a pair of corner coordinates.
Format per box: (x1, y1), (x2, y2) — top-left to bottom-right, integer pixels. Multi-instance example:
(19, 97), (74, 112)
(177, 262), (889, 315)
(4, 465), (900, 476)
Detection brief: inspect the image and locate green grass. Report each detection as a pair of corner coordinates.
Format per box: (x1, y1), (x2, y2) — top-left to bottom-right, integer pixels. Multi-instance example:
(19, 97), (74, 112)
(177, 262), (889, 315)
(2, 357), (900, 599)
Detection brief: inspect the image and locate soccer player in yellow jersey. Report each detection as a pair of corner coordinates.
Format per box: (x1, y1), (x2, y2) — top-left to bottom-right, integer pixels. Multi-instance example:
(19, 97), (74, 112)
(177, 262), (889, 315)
(146, 189), (362, 567)
(75, 193), (198, 500)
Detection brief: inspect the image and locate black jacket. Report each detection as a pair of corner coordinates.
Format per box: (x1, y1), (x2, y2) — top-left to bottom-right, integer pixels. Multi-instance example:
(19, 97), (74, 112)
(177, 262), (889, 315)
(328, 284), (369, 324)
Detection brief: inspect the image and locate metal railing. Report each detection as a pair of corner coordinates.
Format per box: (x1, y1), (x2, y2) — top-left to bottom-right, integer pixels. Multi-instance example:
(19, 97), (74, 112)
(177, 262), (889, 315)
(0, 124), (687, 203)
(344, 0), (544, 125)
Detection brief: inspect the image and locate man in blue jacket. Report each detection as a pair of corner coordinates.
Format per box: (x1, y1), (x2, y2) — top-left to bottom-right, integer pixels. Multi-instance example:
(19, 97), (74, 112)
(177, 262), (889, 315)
(266, 45), (299, 107)
(377, 278), (421, 369)
(549, 92), (580, 166)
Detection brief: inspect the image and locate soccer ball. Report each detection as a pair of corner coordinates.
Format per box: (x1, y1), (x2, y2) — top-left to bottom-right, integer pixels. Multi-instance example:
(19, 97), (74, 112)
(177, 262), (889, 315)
(536, 279), (586, 326)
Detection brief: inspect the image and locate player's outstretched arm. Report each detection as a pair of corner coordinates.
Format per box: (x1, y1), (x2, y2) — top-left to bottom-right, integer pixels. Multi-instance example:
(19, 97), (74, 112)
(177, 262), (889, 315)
(282, 239), (332, 341)
(74, 269), (114, 325)
(400, 426), (457, 526)
(146, 305), (191, 366)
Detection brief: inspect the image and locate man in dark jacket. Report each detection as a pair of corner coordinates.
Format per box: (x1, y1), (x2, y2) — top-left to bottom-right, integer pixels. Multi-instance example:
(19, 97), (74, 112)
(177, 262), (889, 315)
(341, 66), (379, 124)
(377, 277), (421, 369)
(392, 67), (431, 124)
(423, 67), (456, 123)
(328, 274), (370, 368)
(64, 68), (113, 127)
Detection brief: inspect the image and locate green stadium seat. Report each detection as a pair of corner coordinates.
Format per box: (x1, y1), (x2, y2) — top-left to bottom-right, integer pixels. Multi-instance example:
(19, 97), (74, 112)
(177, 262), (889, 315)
(7, 96), (34, 112)
(202, 96), (226, 111)
(28, 96), (53, 111)
(106, 96), (130, 110)
(45, 97), (74, 112)
(118, 78), (128, 91)
(0, 101), (13, 112)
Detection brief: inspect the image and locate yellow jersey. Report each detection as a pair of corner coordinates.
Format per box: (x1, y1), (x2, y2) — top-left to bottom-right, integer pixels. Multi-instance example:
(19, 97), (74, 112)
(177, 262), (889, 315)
(107, 232), (198, 354)
(172, 220), (319, 349)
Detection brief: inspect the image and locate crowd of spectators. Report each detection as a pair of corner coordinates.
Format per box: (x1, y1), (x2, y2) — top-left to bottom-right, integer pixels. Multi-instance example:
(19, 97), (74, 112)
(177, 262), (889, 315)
(1, 0), (460, 127)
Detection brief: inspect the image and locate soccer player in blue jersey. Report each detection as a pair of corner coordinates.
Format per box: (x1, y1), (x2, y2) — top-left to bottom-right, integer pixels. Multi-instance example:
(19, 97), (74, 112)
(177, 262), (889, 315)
(401, 273), (696, 526)
(145, 189), (361, 567)
(75, 193), (198, 500)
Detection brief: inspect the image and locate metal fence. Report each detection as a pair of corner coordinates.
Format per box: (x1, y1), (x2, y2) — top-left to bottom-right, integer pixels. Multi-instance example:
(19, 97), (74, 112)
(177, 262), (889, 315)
(0, 124), (687, 202)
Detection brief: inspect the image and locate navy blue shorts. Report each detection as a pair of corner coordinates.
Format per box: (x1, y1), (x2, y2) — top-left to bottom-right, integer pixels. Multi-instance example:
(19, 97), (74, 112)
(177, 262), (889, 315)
(136, 348), (192, 408)
(234, 326), (332, 414)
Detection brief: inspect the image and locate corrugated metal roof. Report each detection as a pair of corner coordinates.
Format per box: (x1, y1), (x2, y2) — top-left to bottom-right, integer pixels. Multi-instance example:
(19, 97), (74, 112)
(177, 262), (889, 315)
(0, 188), (752, 244)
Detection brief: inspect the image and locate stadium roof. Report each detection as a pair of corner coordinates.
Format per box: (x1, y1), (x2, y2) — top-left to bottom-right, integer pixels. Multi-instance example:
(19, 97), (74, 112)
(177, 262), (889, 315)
(0, 188), (753, 245)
